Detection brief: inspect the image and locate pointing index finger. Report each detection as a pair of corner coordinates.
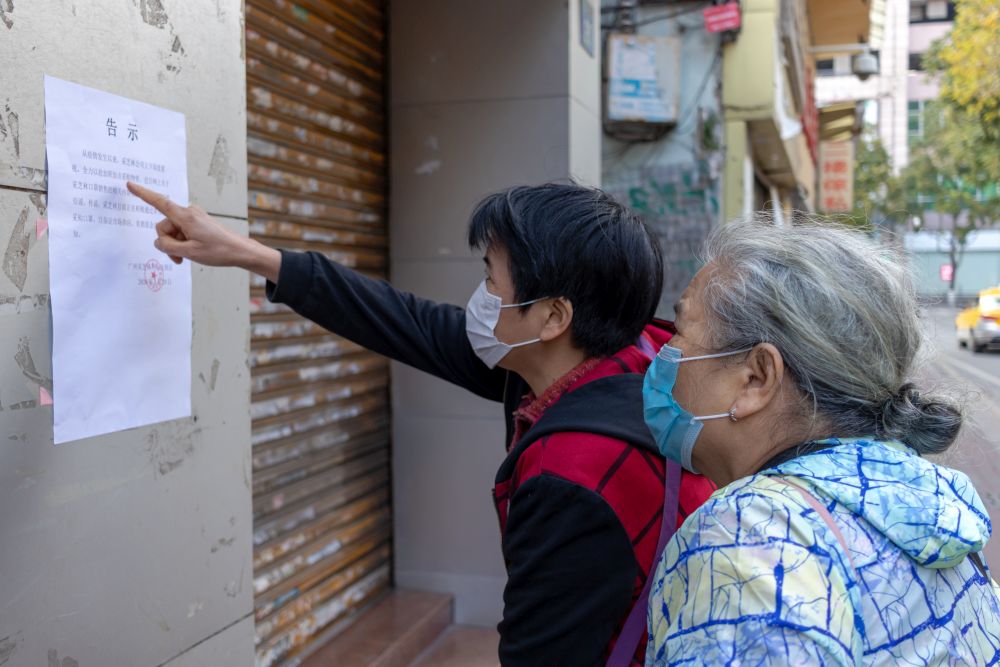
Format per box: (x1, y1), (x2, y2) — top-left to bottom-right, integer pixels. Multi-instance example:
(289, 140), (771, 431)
(127, 181), (182, 219)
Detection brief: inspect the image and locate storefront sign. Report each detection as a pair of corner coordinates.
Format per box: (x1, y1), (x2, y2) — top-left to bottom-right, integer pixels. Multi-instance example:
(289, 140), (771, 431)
(819, 141), (854, 212)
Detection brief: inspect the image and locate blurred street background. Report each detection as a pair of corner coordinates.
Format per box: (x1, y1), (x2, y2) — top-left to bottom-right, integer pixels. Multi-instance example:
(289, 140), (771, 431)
(923, 306), (1000, 567)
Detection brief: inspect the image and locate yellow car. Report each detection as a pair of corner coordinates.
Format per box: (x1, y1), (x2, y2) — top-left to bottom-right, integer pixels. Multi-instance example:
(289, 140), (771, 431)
(956, 287), (1000, 353)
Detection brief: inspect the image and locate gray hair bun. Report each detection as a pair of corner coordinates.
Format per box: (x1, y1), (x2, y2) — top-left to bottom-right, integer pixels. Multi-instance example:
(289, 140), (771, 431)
(701, 217), (963, 456)
(880, 383), (962, 455)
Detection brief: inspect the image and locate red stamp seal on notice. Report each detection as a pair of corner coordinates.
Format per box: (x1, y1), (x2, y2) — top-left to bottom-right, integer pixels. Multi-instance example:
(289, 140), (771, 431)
(144, 259), (165, 292)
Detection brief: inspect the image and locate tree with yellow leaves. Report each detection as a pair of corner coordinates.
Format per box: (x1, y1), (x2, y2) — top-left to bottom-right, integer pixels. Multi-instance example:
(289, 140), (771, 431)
(928, 0), (1000, 132)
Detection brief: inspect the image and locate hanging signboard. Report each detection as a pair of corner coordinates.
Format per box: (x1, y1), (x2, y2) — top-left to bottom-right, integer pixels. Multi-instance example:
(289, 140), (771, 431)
(819, 141), (854, 213)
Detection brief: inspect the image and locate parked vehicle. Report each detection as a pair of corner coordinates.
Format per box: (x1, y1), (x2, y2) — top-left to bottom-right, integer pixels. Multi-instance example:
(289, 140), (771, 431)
(956, 287), (1000, 352)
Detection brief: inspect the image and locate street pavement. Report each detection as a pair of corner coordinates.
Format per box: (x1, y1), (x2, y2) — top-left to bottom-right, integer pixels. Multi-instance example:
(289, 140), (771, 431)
(919, 307), (1000, 567)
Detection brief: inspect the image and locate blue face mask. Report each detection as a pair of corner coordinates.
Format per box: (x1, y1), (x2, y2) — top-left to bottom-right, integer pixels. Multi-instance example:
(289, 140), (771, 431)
(642, 344), (751, 473)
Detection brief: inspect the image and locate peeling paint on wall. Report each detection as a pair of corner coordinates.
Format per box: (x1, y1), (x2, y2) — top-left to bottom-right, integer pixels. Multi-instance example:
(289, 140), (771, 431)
(0, 292), (49, 315)
(224, 566), (245, 597)
(162, 34), (186, 77)
(209, 358), (220, 391)
(210, 535), (236, 553)
(47, 649), (78, 667)
(4, 106), (18, 157)
(0, 634), (19, 666)
(15, 336), (52, 393)
(145, 427), (197, 477)
(186, 601), (204, 618)
(0, 102), (20, 158)
(136, 0), (169, 29)
(29, 192), (47, 218)
(3, 207), (30, 291)
(208, 135), (236, 194)
(8, 166), (46, 190)
(0, 1), (13, 30)
(131, 0), (187, 78)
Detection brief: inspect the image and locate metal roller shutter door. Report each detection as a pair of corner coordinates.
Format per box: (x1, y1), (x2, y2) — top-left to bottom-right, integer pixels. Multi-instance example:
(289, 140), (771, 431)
(245, 1), (389, 664)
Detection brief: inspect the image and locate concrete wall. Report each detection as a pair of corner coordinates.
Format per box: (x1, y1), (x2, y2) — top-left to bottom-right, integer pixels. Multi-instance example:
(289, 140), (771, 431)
(0, 2), (253, 665)
(388, 0), (601, 626)
(910, 251), (1000, 298)
(908, 231), (1000, 298)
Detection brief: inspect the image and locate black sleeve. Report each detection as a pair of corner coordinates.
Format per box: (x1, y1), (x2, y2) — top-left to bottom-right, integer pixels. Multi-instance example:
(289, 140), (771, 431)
(499, 475), (638, 667)
(265, 249), (506, 402)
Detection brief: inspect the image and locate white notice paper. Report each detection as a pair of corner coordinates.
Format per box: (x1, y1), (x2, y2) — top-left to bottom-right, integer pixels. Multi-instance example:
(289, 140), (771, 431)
(44, 76), (191, 445)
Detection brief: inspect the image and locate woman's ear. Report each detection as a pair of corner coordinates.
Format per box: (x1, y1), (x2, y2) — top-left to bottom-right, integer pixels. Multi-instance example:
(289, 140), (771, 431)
(730, 343), (785, 420)
(538, 297), (574, 342)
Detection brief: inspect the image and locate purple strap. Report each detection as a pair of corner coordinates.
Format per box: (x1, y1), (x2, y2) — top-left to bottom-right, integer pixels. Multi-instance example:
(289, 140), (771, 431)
(772, 477), (858, 577)
(605, 461), (683, 667)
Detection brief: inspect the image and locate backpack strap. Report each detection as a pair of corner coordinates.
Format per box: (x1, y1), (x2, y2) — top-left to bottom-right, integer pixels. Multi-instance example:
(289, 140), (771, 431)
(772, 477), (859, 578)
(494, 371), (675, 667)
(605, 461), (682, 667)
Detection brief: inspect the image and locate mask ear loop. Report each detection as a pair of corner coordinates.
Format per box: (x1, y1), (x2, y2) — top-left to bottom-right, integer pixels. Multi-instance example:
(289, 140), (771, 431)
(675, 348), (754, 363)
(676, 347), (752, 423)
(495, 295), (551, 350)
(692, 407), (739, 422)
(499, 295), (550, 309)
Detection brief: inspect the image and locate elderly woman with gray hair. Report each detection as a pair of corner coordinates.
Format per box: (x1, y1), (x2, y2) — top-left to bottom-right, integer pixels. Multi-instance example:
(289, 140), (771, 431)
(641, 219), (1000, 665)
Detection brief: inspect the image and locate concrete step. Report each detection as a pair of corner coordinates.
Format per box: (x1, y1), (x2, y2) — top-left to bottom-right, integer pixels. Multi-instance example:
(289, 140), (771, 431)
(299, 589), (453, 667)
(408, 626), (500, 667)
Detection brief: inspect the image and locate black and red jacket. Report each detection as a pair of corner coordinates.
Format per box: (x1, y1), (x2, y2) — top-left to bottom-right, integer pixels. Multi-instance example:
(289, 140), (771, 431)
(266, 250), (716, 667)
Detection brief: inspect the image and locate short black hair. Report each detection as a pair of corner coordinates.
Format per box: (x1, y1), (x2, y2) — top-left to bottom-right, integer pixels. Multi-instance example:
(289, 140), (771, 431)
(467, 183), (663, 358)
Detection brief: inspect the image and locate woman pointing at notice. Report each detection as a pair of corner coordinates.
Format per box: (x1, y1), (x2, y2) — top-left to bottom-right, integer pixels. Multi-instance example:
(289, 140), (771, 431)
(126, 180), (716, 667)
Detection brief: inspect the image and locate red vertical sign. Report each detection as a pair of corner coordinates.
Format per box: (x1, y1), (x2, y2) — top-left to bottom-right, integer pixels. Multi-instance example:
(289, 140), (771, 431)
(819, 141), (855, 213)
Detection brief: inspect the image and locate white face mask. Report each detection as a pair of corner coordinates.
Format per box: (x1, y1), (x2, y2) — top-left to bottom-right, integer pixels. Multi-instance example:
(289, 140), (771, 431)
(465, 280), (548, 369)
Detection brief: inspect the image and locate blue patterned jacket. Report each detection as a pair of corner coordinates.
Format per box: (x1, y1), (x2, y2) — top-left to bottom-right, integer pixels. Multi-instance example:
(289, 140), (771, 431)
(646, 438), (1000, 665)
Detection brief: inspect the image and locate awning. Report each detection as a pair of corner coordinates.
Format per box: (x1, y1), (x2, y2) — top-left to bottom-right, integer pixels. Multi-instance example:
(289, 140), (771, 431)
(807, 0), (871, 49)
(818, 101), (862, 142)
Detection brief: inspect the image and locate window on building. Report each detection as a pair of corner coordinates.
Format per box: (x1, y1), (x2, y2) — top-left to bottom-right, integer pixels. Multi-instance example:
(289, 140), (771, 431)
(816, 58), (835, 76)
(909, 53), (924, 71)
(909, 0), (956, 23)
(926, 0), (949, 19)
(908, 100), (927, 139)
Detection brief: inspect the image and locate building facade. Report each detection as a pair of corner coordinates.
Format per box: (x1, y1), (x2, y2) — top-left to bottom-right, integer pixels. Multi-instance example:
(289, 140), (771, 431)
(601, 0), (873, 314)
(814, 0), (955, 175)
(0, 1), (602, 664)
(601, 1), (726, 315)
(719, 0), (874, 221)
